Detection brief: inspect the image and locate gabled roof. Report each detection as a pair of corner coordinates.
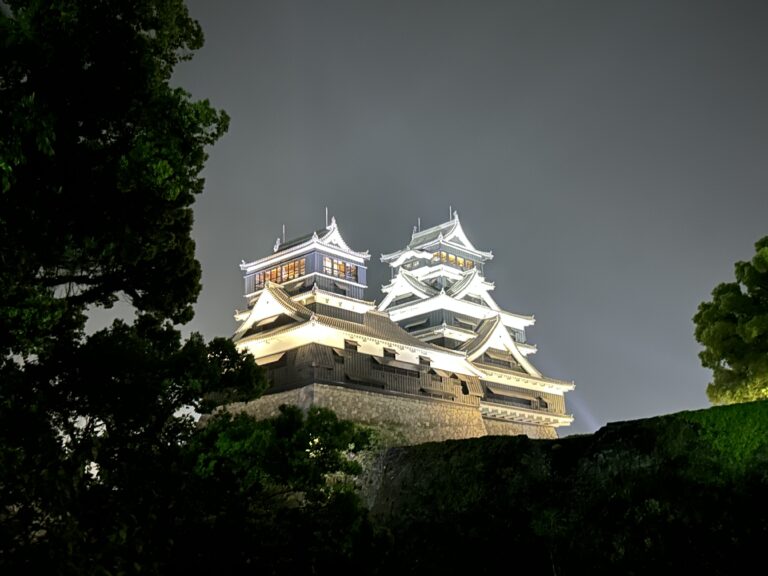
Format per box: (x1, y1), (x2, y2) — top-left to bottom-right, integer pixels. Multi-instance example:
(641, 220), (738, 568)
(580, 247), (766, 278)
(382, 249), (434, 268)
(381, 267), (498, 311)
(237, 283), (466, 358)
(266, 281), (313, 318)
(277, 227), (328, 252)
(241, 217), (370, 272)
(400, 269), (439, 297)
(447, 268), (501, 309)
(446, 268), (475, 297)
(408, 219), (456, 249)
(319, 217), (369, 256)
(233, 281), (312, 339)
(457, 315), (500, 356)
(411, 213), (493, 258)
(381, 212), (493, 263)
(459, 315), (542, 378)
(378, 269), (438, 309)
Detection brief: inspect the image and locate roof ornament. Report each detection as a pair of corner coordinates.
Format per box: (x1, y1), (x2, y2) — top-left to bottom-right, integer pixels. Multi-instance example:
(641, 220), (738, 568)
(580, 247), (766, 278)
(330, 215), (337, 228)
(412, 225), (417, 236)
(273, 237), (281, 252)
(453, 209), (459, 221)
(311, 230), (319, 240)
(311, 282), (318, 294)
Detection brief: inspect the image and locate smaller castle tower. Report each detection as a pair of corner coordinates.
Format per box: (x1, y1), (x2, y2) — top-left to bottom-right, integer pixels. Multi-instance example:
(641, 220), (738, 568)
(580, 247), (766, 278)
(239, 216), (370, 305)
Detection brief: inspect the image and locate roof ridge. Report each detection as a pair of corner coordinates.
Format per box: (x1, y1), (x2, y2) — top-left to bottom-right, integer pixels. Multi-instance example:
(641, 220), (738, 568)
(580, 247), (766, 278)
(264, 281), (313, 319)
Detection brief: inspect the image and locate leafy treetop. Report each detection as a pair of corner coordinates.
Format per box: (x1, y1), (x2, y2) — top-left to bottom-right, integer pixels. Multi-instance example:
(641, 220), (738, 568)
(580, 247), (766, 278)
(694, 236), (768, 404)
(1, 3), (377, 574)
(0, 0), (228, 358)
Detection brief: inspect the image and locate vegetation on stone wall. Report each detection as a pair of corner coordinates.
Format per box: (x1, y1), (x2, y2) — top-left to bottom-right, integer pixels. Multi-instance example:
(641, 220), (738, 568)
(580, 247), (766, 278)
(368, 401), (768, 575)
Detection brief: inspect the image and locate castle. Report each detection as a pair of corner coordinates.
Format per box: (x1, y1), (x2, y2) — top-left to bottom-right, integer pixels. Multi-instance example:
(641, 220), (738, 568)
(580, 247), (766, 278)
(232, 213), (573, 444)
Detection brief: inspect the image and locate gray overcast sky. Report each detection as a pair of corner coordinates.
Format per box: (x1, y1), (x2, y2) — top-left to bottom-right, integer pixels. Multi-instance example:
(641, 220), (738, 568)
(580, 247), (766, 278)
(170, 0), (768, 436)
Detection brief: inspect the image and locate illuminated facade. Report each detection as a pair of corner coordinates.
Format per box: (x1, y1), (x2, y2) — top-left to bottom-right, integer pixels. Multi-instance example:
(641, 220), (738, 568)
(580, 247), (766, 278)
(233, 215), (573, 444)
(240, 217), (368, 301)
(379, 212), (573, 430)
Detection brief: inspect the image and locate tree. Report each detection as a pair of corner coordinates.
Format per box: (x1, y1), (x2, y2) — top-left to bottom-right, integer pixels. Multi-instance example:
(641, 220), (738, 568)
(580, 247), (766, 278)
(694, 236), (768, 404)
(1, 0), (235, 568)
(0, 2), (372, 573)
(1, 0), (228, 356)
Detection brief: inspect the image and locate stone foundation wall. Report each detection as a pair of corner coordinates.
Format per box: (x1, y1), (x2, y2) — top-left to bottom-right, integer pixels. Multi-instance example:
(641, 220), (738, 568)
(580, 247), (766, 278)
(482, 417), (559, 440)
(229, 383), (559, 444)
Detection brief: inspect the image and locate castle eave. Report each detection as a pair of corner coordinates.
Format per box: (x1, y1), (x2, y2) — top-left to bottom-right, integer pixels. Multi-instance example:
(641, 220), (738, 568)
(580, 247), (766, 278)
(480, 402), (573, 427)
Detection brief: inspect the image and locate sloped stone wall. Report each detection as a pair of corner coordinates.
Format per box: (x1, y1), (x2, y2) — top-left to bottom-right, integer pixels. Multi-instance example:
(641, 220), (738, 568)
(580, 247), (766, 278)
(228, 383), (559, 444)
(482, 417), (559, 439)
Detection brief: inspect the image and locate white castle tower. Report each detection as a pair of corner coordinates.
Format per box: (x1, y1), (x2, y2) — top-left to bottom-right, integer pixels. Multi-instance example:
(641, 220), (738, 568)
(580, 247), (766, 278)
(378, 211), (573, 433)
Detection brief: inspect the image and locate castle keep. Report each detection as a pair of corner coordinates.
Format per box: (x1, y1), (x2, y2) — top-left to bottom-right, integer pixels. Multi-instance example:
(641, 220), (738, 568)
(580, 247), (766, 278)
(232, 213), (573, 443)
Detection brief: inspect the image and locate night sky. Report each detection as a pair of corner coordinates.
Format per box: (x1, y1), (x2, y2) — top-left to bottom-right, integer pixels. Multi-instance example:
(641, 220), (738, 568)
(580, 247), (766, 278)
(167, 1), (768, 436)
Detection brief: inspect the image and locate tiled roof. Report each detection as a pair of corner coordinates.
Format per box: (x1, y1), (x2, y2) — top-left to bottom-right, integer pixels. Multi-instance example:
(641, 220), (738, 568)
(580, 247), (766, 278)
(447, 268), (478, 297)
(277, 227), (329, 252)
(472, 360), (528, 376)
(294, 342), (335, 368)
(317, 310), (457, 353)
(401, 269), (438, 297)
(247, 284), (461, 355)
(457, 315), (500, 355)
(473, 358), (574, 389)
(264, 281), (313, 319)
(408, 220), (457, 249)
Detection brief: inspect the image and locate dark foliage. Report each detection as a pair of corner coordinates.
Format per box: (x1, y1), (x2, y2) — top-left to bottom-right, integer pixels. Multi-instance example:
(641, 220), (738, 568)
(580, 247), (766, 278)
(369, 401), (768, 575)
(1, 0), (229, 356)
(0, 2), (373, 574)
(694, 236), (768, 404)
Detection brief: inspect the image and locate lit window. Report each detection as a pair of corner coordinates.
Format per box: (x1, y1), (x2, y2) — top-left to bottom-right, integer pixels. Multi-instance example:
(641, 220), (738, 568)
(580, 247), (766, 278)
(254, 257), (306, 287)
(466, 259), (474, 269)
(457, 256), (464, 267)
(448, 254), (456, 264)
(322, 256), (357, 281)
